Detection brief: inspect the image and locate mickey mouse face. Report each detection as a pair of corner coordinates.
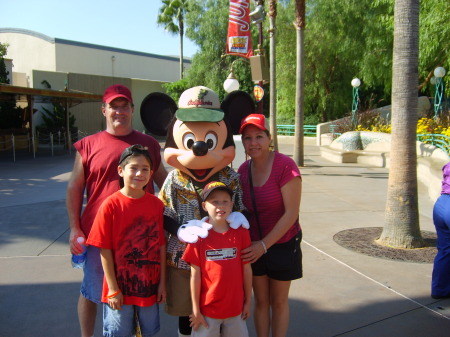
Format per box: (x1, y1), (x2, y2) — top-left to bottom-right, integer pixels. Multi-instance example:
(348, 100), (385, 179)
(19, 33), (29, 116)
(164, 120), (235, 182)
(140, 87), (256, 182)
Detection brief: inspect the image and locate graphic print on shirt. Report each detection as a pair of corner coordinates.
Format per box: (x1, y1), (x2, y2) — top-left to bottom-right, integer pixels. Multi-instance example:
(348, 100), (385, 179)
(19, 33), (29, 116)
(115, 216), (161, 298)
(205, 247), (237, 261)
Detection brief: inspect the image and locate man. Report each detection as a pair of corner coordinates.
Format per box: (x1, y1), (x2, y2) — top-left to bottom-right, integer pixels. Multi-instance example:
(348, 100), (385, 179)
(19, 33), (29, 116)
(66, 84), (167, 337)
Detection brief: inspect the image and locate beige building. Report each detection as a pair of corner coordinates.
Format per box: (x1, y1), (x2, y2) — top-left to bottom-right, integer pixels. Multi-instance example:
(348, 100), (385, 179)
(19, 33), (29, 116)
(0, 28), (190, 134)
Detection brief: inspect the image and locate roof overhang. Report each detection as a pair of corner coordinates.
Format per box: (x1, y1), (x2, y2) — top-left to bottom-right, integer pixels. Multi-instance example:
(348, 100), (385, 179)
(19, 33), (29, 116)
(0, 84), (103, 106)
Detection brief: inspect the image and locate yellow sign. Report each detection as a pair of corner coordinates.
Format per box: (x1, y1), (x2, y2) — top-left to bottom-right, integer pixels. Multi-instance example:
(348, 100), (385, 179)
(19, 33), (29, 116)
(254, 85), (264, 102)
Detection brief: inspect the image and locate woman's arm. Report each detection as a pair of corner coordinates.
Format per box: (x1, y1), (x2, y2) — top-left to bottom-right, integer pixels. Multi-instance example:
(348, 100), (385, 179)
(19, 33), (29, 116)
(100, 248), (123, 310)
(242, 176), (302, 262)
(261, 176), (302, 248)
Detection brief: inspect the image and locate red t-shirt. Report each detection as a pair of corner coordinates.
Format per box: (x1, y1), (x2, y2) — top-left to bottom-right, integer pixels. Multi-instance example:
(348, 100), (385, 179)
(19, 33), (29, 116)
(238, 151), (301, 244)
(87, 191), (165, 307)
(182, 227), (251, 319)
(74, 130), (161, 235)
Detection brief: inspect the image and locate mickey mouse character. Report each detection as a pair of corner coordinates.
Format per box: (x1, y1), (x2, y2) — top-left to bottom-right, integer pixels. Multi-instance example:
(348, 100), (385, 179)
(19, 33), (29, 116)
(140, 86), (255, 336)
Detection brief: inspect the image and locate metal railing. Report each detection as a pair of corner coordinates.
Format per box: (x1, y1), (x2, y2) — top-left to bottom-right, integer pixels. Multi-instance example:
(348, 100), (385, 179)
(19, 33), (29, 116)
(0, 129), (87, 162)
(417, 134), (450, 156)
(277, 124), (317, 136)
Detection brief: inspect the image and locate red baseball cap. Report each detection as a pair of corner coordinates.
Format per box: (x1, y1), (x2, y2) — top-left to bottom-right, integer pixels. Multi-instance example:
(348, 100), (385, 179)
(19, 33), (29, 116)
(103, 84), (133, 104)
(239, 114), (268, 134)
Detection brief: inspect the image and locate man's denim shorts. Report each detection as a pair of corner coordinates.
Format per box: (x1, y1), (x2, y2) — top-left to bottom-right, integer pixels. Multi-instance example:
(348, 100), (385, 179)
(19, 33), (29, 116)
(80, 245), (104, 304)
(103, 303), (160, 337)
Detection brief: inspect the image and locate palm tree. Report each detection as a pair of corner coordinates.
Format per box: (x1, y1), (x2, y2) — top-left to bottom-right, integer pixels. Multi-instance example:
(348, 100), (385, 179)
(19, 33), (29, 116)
(268, 0), (278, 151)
(377, 0), (424, 248)
(157, 0), (189, 79)
(293, 0), (306, 167)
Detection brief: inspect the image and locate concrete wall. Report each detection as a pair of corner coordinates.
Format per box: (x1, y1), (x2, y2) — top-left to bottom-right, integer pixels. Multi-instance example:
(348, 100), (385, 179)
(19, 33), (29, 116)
(1, 29), (57, 86)
(55, 41), (186, 82)
(0, 28), (190, 88)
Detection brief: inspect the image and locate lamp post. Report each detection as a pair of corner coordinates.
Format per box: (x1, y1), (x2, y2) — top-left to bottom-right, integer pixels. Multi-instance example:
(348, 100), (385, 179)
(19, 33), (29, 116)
(223, 66), (240, 93)
(250, 0), (266, 114)
(351, 77), (361, 129)
(433, 66), (446, 119)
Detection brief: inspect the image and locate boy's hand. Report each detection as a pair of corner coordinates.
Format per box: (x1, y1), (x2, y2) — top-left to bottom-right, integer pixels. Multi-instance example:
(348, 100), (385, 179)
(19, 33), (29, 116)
(107, 291), (123, 310)
(241, 299), (251, 320)
(189, 312), (208, 331)
(157, 283), (166, 304)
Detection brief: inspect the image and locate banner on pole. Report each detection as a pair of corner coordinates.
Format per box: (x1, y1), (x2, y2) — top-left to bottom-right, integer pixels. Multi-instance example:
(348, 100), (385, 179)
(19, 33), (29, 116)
(225, 0), (253, 58)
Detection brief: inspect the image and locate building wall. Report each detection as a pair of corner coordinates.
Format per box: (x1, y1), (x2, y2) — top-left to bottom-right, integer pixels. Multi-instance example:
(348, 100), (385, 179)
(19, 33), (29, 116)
(0, 29), (57, 86)
(1, 28), (181, 136)
(32, 70), (168, 135)
(0, 28), (190, 87)
(55, 40), (185, 82)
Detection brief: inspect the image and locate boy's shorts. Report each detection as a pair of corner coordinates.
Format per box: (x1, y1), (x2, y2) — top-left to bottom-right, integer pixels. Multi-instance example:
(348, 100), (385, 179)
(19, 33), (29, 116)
(80, 245), (104, 304)
(103, 303), (160, 337)
(191, 314), (248, 337)
(251, 230), (303, 281)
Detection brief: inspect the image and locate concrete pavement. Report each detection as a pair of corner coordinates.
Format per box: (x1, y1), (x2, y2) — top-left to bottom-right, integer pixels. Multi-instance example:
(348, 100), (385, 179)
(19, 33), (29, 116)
(1, 140), (449, 337)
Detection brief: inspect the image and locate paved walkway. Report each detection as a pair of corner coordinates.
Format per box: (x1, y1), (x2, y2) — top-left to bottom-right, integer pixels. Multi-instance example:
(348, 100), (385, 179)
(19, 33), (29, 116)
(0, 141), (449, 337)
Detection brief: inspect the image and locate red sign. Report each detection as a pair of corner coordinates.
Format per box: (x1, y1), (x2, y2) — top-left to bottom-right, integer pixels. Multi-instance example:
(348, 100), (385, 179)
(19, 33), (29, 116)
(254, 85), (264, 102)
(225, 0), (253, 58)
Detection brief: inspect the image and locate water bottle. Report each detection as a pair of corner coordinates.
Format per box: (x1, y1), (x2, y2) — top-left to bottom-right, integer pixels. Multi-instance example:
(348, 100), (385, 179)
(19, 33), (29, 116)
(71, 237), (87, 269)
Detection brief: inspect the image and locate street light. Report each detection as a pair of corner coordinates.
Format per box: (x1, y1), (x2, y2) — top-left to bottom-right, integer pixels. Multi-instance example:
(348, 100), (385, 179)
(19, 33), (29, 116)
(223, 68), (240, 93)
(351, 78), (361, 129)
(434, 66), (446, 119)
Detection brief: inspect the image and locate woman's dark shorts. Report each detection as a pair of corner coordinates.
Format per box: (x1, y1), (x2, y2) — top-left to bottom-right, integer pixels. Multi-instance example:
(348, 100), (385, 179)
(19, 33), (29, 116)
(251, 230), (303, 281)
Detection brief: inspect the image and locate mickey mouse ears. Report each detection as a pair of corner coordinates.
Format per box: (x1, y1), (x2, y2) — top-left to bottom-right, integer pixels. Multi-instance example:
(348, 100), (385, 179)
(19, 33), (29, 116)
(140, 89), (256, 136)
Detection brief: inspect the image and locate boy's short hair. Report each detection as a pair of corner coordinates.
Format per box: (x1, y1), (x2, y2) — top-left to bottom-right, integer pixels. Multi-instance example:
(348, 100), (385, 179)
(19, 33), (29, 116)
(119, 144), (153, 168)
(119, 144), (153, 189)
(201, 181), (233, 201)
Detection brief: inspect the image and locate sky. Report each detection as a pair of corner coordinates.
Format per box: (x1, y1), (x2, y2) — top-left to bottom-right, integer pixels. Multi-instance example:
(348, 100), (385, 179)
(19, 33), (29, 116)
(1, 0), (199, 58)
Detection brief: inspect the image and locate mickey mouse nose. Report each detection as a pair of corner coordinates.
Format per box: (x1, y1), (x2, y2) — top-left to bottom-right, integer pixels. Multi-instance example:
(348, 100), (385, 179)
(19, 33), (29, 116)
(192, 141), (208, 156)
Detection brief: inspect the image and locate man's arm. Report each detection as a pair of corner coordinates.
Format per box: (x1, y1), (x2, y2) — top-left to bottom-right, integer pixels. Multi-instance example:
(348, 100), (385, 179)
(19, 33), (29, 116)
(66, 152), (86, 255)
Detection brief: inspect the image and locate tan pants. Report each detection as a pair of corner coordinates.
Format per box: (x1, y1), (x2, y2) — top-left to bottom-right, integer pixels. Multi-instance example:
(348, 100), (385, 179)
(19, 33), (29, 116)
(165, 265), (192, 316)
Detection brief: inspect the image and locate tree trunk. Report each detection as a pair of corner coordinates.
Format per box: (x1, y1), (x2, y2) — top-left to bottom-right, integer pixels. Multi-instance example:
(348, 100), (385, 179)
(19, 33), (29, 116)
(268, 0), (278, 151)
(179, 19), (184, 80)
(377, 0), (423, 248)
(293, 0), (305, 167)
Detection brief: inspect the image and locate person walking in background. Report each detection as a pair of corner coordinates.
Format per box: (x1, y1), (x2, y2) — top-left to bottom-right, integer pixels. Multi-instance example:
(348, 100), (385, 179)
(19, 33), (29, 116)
(432, 162), (450, 299)
(66, 84), (167, 337)
(238, 114), (303, 337)
(182, 181), (252, 337)
(87, 145), (166, 336)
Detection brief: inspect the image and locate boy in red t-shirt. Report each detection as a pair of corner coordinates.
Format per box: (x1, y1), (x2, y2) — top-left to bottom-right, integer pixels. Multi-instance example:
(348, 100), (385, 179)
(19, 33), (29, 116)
(182, 181), (252, 337)
(87, 144), (166, 337)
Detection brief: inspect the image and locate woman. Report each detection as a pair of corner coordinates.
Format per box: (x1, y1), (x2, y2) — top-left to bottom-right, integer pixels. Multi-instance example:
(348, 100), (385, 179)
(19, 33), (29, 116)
(238, 114), (302, 337)
(432, 162), (450, 299)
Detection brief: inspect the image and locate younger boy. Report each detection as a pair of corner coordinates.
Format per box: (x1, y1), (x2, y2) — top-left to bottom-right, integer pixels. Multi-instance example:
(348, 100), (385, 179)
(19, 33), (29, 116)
(87, 144), (166, 337)
(182, 181), (252, 337)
